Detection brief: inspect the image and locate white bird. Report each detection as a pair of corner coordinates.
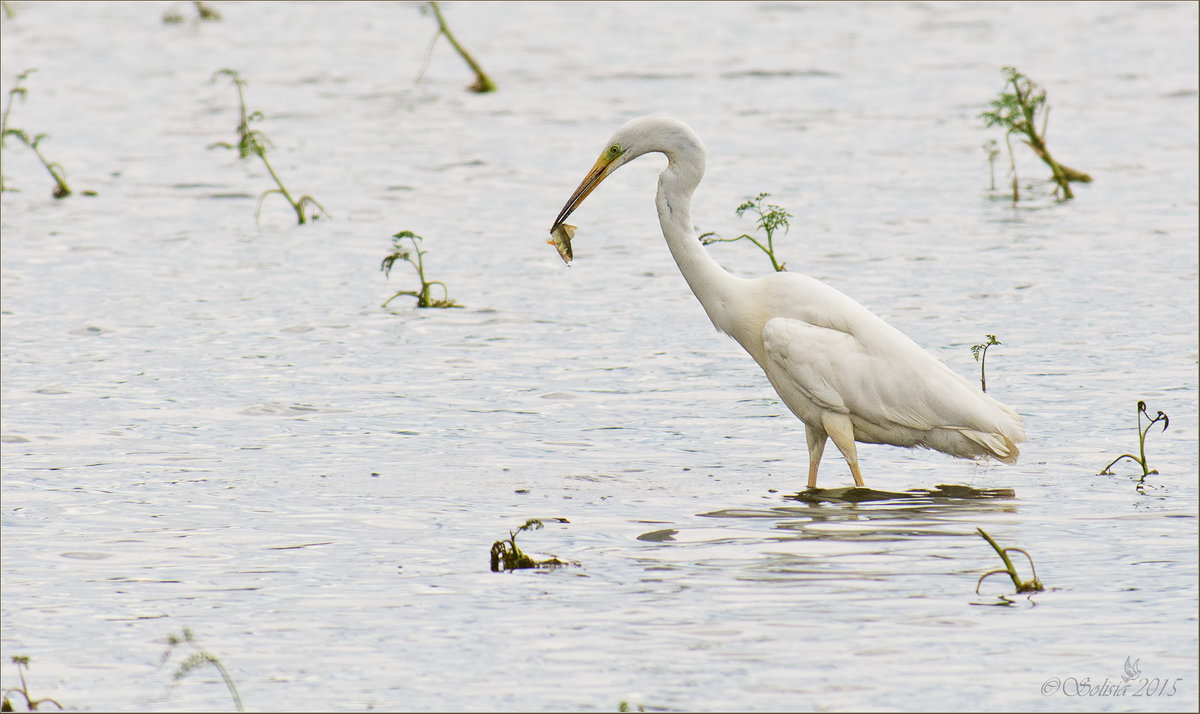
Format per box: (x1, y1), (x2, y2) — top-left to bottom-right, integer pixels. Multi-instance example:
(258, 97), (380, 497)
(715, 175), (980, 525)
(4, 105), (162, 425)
(550, 116), (1025, 489)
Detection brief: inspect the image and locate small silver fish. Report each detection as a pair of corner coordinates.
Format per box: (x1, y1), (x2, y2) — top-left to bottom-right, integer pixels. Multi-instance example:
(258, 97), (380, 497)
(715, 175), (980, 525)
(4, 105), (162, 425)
(547, 223), (576, 264)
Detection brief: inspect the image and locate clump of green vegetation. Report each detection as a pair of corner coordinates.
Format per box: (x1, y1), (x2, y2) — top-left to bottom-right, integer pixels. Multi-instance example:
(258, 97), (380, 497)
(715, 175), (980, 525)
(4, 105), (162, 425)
(981, 66), (1092, 201)
(700, 192), (792, 272)
(163, 1), (221, 23)
(415, 1), (496, 93)
(1, 69), (72, 199)
(2, 656), (62, 712)
(160, 628), (243, 712)
(209, 68), (327, 226)
(970, 334), (1001, 393)
(974, 527), (1043, 595)
(380, 230), (462, 308)
(490, 518), (576, 572)
(1100, 400), (1169, 478)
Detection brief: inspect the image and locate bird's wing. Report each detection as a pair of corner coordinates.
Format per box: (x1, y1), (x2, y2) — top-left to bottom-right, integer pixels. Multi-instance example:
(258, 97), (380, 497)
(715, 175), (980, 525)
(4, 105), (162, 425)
(761, 317), (974, 432)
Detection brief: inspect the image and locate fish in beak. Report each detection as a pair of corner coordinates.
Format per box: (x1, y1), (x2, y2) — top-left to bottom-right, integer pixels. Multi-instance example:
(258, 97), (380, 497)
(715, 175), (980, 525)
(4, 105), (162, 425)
(547, 149), (622, 264)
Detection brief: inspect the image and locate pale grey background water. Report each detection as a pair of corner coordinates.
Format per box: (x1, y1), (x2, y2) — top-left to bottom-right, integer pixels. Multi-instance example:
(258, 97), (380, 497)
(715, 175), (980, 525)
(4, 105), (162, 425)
(2, 1), (1197, 711)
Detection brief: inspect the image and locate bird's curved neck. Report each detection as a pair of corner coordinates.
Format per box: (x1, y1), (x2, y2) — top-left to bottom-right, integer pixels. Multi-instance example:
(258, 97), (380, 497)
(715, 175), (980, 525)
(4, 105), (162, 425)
(655, 159), (744, 336)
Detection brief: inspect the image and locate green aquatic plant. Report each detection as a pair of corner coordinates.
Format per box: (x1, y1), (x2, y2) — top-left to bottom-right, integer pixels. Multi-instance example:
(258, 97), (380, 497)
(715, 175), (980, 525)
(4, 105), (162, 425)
(209, 68), (327, 226)
(700, 192), (792, 272)
(490, 518), (575, 572)
(0, 68), (33, 193)
(380, 231), (462, 308)
(982, 139), (1000, 190)
(980, 66), (1091, 201)
(970, 334), (1001, 393)
(974, 527), (1043, 595)
(1, 69), (72, 199)
(160, 628), (243, 712)
(415, 1), (496, 93)
(1100, 400), (1169, 478)
(2, 656), (63, 712)
(163, 1), (221, 24)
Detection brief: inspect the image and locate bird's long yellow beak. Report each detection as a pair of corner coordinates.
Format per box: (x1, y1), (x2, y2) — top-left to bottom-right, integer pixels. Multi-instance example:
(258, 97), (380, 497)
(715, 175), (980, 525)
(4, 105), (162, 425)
(552, 154), (616, 230)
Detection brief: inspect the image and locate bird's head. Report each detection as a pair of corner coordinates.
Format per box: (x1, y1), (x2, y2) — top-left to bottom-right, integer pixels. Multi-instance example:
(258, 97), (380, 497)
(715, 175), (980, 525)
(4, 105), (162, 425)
(550, 116), (703, 232)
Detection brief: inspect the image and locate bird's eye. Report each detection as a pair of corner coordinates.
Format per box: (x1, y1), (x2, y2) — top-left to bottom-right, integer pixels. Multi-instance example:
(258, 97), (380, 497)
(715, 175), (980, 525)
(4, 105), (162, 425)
(608, 144), (621, 157)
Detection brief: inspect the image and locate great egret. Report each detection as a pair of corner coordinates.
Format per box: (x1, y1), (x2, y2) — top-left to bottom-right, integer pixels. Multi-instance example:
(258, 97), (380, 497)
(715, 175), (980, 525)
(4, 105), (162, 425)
(550, 116), (1025, 488)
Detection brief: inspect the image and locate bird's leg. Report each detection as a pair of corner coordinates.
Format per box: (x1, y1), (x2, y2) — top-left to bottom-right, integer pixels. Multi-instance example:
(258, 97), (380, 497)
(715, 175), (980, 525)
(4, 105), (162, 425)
(805, 425), (827, 489)
(822, 413), (866, 488)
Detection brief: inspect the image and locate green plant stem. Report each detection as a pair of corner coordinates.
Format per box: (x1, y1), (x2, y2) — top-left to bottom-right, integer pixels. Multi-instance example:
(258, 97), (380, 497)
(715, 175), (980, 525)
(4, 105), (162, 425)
(204, 655), (243, 713)
(227, 74), (302, 224)
(428, 1), (496, 92)
(215, 69), (323, 225)
(1100, 401), (1167, 477)
(975, 527), (1042, 594)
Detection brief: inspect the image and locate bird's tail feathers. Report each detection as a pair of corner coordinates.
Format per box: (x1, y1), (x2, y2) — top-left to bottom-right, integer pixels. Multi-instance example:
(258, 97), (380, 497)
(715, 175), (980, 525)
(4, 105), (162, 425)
(958, 429), (1020, 464)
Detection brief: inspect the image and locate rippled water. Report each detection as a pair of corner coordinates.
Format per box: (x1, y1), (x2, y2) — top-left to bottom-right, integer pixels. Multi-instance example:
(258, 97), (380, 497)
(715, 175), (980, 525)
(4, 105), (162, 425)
(2, 2), (1197, 711)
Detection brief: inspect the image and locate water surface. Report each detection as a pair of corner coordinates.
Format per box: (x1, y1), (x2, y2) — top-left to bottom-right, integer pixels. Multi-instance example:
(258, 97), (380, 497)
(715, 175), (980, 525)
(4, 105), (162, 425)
(2, 2), (1197, 711)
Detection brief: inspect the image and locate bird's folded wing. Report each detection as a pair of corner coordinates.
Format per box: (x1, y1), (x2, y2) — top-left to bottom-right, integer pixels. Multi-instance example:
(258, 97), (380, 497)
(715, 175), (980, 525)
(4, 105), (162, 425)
(761, 317), (949, 431)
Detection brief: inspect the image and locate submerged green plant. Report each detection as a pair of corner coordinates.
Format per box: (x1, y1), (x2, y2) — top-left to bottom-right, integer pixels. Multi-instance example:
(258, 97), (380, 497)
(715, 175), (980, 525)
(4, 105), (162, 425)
(975, 527), (1043, 595)
(209, 68), (327, 226)
(2, 656), (63, 712)
(415, 1), (496, 93)
(163, 1), (221, 23)
(380, 230), (462, 308)
(1100, 400), (1169, 478)
(0, 69), (32, 193)
(1, 69), (72, 199)
(700, 192), (792, 272)
(160, 628), (243, 712)
(980, 66), (1091, 201)
(970, 334), (1001, 393)
(490, 518), (575, 572)
(982, 139), (1000, 191)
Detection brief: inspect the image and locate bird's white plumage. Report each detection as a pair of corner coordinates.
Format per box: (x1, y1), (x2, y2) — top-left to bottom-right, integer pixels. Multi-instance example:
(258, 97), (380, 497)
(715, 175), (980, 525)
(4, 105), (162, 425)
(551, 116), (1025, 488)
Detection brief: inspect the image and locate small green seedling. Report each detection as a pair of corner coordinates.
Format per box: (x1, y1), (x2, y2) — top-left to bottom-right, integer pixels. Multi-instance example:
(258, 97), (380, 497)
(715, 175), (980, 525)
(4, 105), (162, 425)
(415, 1), (496, 93)
(160, 628), (243, 712)
(700, 192), (792, 272)
(490, 518), (575, 572)
(1, 70), (72, 199)
(163, 1), (221, 23)
(0, 69), (32, 193)
(975, 527), (1043, 595)
(209, 69), (327, 226)
(980, 66), (1091, 201)
(970, 334), (1001, 393)
(982, 139), (1000, 191)
(2, 656), (63, 712)
(380, 230), (462, 308)
(1100, 400), (1169, 478)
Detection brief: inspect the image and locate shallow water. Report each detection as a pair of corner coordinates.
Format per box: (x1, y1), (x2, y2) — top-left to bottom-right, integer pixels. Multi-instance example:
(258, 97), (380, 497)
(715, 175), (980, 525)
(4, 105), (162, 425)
(2, 1), (1197, 711)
